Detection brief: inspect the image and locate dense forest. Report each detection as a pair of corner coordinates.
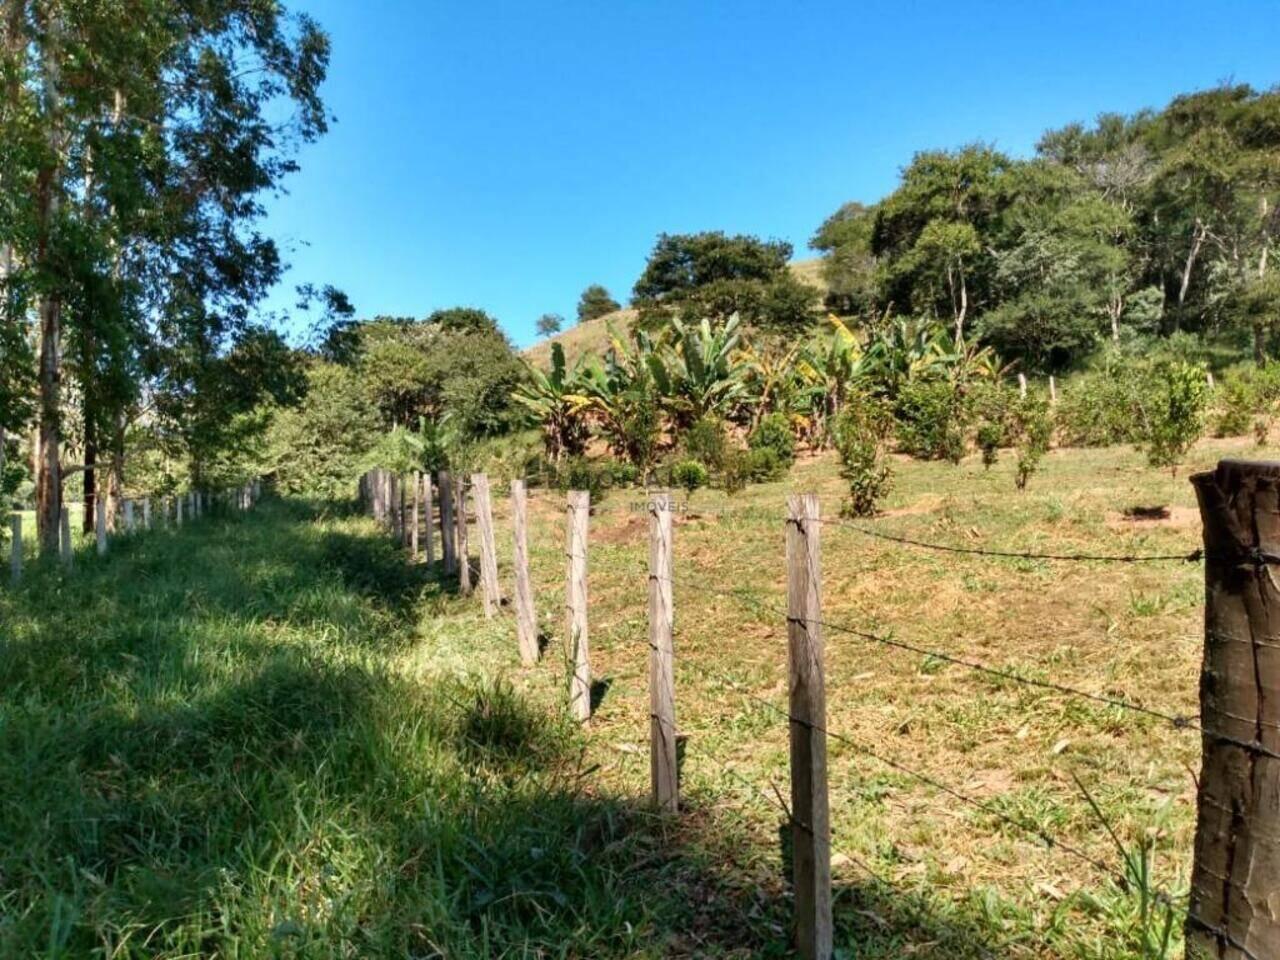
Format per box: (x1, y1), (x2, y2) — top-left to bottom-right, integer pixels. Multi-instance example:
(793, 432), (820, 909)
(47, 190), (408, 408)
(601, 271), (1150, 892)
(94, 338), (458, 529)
(2, 0), (1277, 557)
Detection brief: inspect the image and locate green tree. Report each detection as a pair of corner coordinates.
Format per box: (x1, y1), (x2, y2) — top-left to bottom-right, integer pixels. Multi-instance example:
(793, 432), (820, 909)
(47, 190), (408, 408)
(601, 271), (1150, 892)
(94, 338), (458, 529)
(536, 313), (563, 337)
(576, 285), (620, 324)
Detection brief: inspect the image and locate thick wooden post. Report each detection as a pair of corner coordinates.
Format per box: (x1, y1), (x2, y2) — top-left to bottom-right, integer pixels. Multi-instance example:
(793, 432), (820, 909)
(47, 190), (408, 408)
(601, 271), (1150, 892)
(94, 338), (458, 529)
(10, 514), (21, 585)
(1187, 460), (1280, 959)
(95, 497), (107, 555)
(566, 490), (591, 722)
(512, 479), (538, 664)
(423, 472), (435, 566)
(649, 492), (677, 812)
(176, 494), (183, 527)
(59, 506), (72, 569)
(1018, 372), (1028, 399)
(142, 498), (151, 530)
(439, 471), (456, 575)
(472, 473), (502, 617)
(398, 475), (408, 546)
(1049, 375), (1058, 403)
(456, 477), (472, 595)
(411, 471), (420, 559)
(124, 500), (134, 533)
(787, 494), (832, 960)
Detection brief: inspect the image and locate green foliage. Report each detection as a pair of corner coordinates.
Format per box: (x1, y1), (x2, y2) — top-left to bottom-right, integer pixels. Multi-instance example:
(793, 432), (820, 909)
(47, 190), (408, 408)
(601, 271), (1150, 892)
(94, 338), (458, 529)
(266, 363), (379, 499)
(1055, 365), (1147, 447)
(556, 457), (610, 501)
(632, 232), (818, 333)
(834, 401), (894, 517)
(976, 421), (1004, 468)
(535, 313), (563, 338)
(748, 412), (796, 467)
(576, 285), (621, 324)
(894, 380), (967, 463)
(1011, 395), (1052, 490)
(670, 459), (709, 497)
(1138, 360), (1209, 470)
(681, 417), (727, 471)
(1212, 365), (1280, 439)
(512, 343), (592, 463)
(426, 307), (501, 335)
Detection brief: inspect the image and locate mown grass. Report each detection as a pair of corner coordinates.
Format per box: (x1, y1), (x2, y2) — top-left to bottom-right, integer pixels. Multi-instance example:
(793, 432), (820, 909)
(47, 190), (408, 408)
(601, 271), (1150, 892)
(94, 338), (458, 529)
(467, 437), (1241, 958)
(2, 434), (1231, 957)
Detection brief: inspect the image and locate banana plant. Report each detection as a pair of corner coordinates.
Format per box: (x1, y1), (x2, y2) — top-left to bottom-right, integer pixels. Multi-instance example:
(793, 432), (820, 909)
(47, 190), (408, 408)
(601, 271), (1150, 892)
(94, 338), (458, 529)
(795, 315), (867, 442)
(740, 339), (803, 431)
(511, 343), (593, 463)
(647, 315), (750, 427)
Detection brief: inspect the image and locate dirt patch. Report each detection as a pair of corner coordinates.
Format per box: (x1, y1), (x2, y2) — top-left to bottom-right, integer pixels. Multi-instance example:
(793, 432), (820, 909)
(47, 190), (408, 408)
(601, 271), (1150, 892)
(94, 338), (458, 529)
(884, 493), (947, 518)
(594, 515), (647, 544)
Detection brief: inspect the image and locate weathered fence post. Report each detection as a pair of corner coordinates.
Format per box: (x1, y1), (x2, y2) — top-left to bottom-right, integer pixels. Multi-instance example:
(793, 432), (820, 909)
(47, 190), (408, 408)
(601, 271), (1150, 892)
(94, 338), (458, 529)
(142, 498), (151, 530)
(124, 500), (134, 533)
(511, 479), (538, 664)
(439, 471), (456, 575)
(96, 497), (107, 555)
(472, 473), (502, 617)
(787, 493), (832, 960)
(1049, 375), (1057, 403)
(176, 494), (183, 527)
(566, 490), (591, 722)
(59, 506), (72, 570)
(1187, 459), (1280, 959)
(649, 492), (677, 812)
(456, 477), (472, 595)
(397, 475), (408, 546)
(10, 515), (21, 585)
(411, 471), (420, 559)
(423, 472), (435, 566)
(1018, 372), (1028, 399)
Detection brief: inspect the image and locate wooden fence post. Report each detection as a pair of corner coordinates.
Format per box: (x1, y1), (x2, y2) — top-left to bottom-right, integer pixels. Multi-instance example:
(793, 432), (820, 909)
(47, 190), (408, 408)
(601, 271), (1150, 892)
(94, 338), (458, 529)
(398, 475), (408, 546)
(59, 506), (72, 570)
(439, 471), (456, 575)
(1187, 459), (1280, 959)
(176, 494), (183, 527)
(566, 490), (591, 722)
(424, 472), (435, 566)
(456, 478), (472, 595)
(472, 473), (502, 617)
(787, 494), (832, 960)
(10, 514), (21, 585)
(1018, 372), (1028, 399)
(142, 498), (151, 530)
(511, 479), (538, 664)
(124, 500), (134, 533)
(649, 492), (677, 812)
(96, 497), (107, 555)
(1049, 375), (1058, 403)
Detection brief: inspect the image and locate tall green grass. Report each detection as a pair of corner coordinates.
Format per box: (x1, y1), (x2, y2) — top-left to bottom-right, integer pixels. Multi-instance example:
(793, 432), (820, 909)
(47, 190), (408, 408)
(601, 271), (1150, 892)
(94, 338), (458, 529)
(0, 501), (713, 958)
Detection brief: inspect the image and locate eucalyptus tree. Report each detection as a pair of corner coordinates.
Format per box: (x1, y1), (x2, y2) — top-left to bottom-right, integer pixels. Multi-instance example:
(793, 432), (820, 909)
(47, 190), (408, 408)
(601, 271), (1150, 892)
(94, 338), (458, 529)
(2, 0), (332, 552)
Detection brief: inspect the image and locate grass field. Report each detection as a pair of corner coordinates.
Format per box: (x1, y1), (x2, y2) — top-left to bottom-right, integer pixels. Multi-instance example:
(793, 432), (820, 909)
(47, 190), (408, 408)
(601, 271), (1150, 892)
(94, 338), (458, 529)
(0, 435), (1228, 957)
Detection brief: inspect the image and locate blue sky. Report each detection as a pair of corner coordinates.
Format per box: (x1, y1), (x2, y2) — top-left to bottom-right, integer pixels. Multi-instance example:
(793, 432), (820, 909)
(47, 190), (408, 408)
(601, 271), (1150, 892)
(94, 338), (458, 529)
(261, 0), (1280, 348)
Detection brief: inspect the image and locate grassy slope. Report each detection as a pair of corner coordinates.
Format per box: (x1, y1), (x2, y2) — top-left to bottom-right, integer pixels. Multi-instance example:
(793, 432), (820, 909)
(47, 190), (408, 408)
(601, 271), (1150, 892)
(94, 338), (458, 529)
(2, 429), (1227, 957)
(523, 258), (828, 368)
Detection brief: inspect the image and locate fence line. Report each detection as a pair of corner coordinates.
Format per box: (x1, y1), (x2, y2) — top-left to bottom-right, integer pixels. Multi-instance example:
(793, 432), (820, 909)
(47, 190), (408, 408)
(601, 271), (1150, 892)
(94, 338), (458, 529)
(357, 463), (1277, 958)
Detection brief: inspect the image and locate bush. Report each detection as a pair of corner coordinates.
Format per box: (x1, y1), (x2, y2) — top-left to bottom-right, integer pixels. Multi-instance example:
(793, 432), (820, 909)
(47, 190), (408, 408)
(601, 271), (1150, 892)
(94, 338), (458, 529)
(966, 380), (1017, 469)
(1138, 360), (1208, 471)
(1213, 372), (1257, 437)
(894, 380), (966, 463)
(1054, 371), (1144, 447)
(1012, 395), (1052, 491)
(722, 446), (786, 495)
(681, 418), (727, 470)
(833, 400), (893, 517)
(976, 421), (1004, 469)
(671, 460), (709, 497)
(556, 457), (609, 501)
(748, 413), (796, 467)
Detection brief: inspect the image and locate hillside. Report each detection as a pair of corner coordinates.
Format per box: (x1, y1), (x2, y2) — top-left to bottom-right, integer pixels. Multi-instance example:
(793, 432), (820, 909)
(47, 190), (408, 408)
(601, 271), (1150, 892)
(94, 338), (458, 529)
(524, 257), (828, 367)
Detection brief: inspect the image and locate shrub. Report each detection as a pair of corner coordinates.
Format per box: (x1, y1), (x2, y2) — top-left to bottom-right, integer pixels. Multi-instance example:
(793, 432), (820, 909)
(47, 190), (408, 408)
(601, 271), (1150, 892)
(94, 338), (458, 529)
(681, 418), (727, 470)
(671, 460), (709, 497)
(967, 380), (1016, 469)
(894, 379), (966, 463)
(1138, 360), (1208, 471)
(1054, 372), (1144, 447)
(976, 421), (1005, 469)
(556, 457), (609, 501)
(1213, 372), (1257, 437)
(1012, 395), (1052, 491)
(833, 400), (893, 517)
(748, 413), (796, 468)
(722, 446), (786, 495)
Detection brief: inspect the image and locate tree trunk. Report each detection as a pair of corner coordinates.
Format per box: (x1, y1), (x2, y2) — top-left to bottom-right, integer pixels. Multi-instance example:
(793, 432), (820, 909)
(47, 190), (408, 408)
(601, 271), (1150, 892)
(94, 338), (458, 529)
(1177, 219), (1207, 332)
(82, 418), (96, 536)
(33, 4), (64, 555)
(955, 265), (968, 347)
